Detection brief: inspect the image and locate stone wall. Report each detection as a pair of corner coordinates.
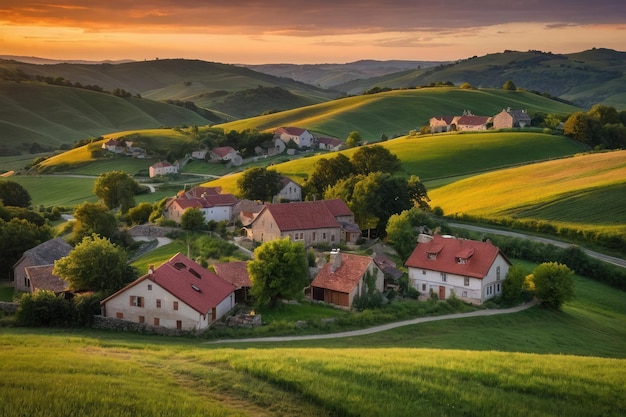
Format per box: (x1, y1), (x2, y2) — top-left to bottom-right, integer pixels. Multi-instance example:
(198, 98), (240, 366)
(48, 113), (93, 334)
(92, 315), (190, 336)
(127, 225), (180, 238)
(0, 301), (18, 314)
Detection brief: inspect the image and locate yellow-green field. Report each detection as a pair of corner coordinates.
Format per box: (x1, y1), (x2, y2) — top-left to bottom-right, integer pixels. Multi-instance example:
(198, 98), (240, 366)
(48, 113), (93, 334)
(428, 150), (626, 233)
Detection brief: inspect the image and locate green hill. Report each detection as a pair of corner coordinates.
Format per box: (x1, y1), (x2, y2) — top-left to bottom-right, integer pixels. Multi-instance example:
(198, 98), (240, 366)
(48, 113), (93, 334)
(216, 87), (579, 141)
(334, 49), (626, 109)
(0, 81), (211, 155)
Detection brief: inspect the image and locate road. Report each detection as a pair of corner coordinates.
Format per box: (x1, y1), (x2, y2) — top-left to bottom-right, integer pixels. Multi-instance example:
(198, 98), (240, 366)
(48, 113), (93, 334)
(449, 222), (626, 269)
(209, 299), (538, 344)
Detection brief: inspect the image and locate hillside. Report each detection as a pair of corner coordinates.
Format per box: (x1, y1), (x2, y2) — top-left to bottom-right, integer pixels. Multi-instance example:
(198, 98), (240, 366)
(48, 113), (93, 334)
(0, 81), (211, 155)
(333, 49), (626, 109)
(216, 87), (579, 141)
(0, 58), (341, 120)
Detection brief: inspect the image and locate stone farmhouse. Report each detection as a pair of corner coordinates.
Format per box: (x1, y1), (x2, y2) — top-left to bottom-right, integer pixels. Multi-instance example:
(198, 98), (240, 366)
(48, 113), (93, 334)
(310, 249), (384, 308)
(212, 261), (252, 304)
(275, 176), (302, 202)
(492, 108), (532, 129)
(163, 186), (238, 224)
(209, 146), (243, 166)
(405, 234), (511, 305)
(246, 199), (361, 246)
(274, 127), (314, 148)
(317, 136), (344, 151)
(13, 238), (72, 293)
(429, 116), (455, 133)
(453, 115), (491, 131)
(149, 161), (178, 178)
(101, 253), (236, 331)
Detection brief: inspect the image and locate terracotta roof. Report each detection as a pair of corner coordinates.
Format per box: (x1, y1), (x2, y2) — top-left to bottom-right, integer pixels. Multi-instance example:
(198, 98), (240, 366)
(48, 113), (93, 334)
(213, 261), (252, 288)
(186, 186), (221, 198)
(276, 127), (307, 136)
(431, 116), (455, 124)
(16, 238), (72, 267)
(151, 161), (173, 168)
(455, 115), (490, 126)
(311, 253), (373, 293)
(103, 253), (235, 314)
(25, 265), (69, 293)
(211, 146), (235, 158)
(262, 199), (350, 231)
(405, 235), (509, 279)
(317, 137), (343, 147)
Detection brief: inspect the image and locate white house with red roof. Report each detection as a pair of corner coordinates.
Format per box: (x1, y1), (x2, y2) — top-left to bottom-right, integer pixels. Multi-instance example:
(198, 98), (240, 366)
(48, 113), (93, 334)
(405, 234), (511, 305)
(149, 161), (178, 178)
(317, 136), (344, 151)
(246, 199), (361, 246)
(452, 114), (491, 131)
(310, 250), (384, 308)
(274, 127), (314, 148)
(101, 253), (236, 331)
(164, 186), (238, 223)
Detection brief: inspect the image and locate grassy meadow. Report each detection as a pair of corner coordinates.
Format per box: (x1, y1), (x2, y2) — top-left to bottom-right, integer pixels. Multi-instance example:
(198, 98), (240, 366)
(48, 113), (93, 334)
(428, 150), (626, 234)
(1, 269), (625, 417)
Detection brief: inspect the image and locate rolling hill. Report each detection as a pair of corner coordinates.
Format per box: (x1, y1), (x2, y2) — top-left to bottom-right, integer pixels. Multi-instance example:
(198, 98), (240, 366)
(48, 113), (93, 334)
(333, 49), (626, 109)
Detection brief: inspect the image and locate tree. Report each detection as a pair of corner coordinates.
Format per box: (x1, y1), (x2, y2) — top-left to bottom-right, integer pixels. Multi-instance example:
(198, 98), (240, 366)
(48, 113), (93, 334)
(53, 234), (136, 294)
(181, 207), (207, 231)
(587, 104), (620, 125)
(93, 171), (140, 213)
(305, 153), (353, 199)
(502, 265), (527, 304)
(563, 111), (594, 143)
(247, 237), (309, 308)
(237, 166), (283, 202)
(407, 175), (430, 210)
(530, 262), (575, 310)
(460, 82), (473, 89)
(0, 217), (52, 278)
(71, 202), (118, 245)
(502, 80), (517, 91)
(0, 180), (31, 207)
(345, 130), (362, 148)
(126, 202), (153, 225)
(351, 145), (401, 175)
(385, 210), (417, 260)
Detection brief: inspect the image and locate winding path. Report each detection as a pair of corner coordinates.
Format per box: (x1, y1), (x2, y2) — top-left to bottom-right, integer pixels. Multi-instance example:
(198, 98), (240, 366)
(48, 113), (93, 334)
(209, 299), (538, 344)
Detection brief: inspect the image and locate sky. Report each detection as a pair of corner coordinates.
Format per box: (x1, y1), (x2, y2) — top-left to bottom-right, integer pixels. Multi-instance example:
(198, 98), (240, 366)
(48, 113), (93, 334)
(1, 1), (625, 64)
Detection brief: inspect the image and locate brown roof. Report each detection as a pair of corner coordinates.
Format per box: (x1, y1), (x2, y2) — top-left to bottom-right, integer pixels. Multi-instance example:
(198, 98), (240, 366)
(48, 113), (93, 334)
(211, 146), (236, 158)
(275, 126), (307, 136)
(213, 261), (252, 289)
(151, 161), (173, 168)
(431, 116), (455, 124)
(455, 115), (490, 126)
(311, 253), (373, 293)
(17, 238), (72, 267)
(404, 235), (510, 279)
(317, 137), (343, 147)
(261, 199), (350, 231)
(25, 265), (69, 293)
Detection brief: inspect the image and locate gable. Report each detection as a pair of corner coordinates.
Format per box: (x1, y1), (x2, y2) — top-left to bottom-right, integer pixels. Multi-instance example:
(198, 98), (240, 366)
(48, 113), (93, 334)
(311, 253), (374, 294)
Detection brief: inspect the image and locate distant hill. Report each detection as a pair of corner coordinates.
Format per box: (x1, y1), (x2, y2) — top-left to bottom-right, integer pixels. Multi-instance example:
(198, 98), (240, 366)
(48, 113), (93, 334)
(241, 59), (446, 89)
(331, 49), (626, 109)
(216, 87), (579, 141)
(0, 55), (135, 65)
(0, 58), (342, 120)
(0, 81), (211, 155)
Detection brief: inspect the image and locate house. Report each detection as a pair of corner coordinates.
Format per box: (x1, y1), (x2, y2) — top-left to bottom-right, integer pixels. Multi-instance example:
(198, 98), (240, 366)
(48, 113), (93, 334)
(317, 136), (344, 151)
(492, 108), (532, 129)
(149, 161), (178, 178)
(373, 254), (404, 281)
(274, 127), (314, 148)
(246, 199), (361, 246)
(24, 265), (69, 293)
(429, 116), (455, 133)
(101, 139), (125, 154)
(191, 149), (208, 160)
(452, 115), (491, 131)
(13, 238), (73, 293)
(164, 186), (238, 224)
(100, 253), (236, 331)
(233, 199), (265, 227)
(212, 261), (251, 303)
(404, 234), (511, 305)
(274, 177), (302, 202)
(310, 249), (384, 308)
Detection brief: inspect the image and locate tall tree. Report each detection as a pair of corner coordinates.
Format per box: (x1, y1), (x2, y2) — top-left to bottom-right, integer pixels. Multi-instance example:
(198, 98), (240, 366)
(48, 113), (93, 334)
(93, 171), (140, 213)
(531, 262), (575, 310)
(305, 153), (353, 199)
(563, 111), (594, 144)
(0, 217), (52, 278)
(53, 234), (136, 294)
(351, 145), (401, 175)
(0, 180), (31, 208)
(247, 237), (309, 308)
(181, 207), (207, 231)
(71, 202), (118, 245)
(345, 131), (362, 148)
(502, 80), (517, 91)
(237, 167), (283, 202)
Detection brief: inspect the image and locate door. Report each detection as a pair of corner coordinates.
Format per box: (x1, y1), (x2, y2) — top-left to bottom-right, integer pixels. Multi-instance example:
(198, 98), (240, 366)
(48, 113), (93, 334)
(439, 285), (446, 300)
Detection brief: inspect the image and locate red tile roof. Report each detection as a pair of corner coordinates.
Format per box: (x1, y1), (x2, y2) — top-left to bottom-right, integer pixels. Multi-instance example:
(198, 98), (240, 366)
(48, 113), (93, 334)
(211, 146), (235, 158)
(317, 137), (343, 147)
(275, 126), (307, 136)
(432, 116), (455, 124)
(151, 161), (173, 168)
(405, 235), (508, 279)
(455, 115), (490, 126)
(311, 253), (373, 293)
(213, 261), (252, 289)
(262, 199), (350, 231)
(186, 186), (221, 198)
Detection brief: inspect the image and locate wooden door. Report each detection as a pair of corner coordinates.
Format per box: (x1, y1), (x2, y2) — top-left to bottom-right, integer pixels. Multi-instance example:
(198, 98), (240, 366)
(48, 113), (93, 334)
(439, 285), (446, 300)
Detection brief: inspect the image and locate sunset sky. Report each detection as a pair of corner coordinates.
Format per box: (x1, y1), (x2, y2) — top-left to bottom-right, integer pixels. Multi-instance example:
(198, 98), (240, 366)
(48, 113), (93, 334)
(1, 1), (625, 64)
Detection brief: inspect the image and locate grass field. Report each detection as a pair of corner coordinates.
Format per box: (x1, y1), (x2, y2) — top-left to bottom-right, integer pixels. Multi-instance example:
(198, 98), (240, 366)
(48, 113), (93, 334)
(1, 270), (625, 417)
(428, 150), (626, 233)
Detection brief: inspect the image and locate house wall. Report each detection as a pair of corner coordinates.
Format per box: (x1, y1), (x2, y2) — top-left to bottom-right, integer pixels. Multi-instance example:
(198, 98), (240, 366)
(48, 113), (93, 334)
(201, 206), (232, 223)
(457, 123), (487, 132)
(13, 257), (34, 292)
(429, 118), (451, 133)
(102, 279), (235, 330)
(492, 111), (514, 129)
(276, 182), (302, 201)
(149, 165), (178, 178)
(248, 211), (341, 246)
(280, 131), (313, 148)
(408, 254), (509, 304)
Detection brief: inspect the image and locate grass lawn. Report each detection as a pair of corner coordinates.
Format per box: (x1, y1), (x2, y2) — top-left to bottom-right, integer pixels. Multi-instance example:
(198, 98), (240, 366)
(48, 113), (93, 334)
(0, 283), (14, 302)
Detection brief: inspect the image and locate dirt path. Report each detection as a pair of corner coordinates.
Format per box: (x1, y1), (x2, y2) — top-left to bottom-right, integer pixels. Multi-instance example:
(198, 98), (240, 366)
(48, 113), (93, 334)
(209, 298), (538, 344)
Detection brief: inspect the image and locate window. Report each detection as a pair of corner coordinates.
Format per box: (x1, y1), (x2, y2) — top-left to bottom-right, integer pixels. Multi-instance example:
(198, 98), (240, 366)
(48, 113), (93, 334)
(156, 299), (161, 308)
(147, 284), (152, 290)
(116, 312), (124, 319)
(138, 316), (145, 324)
(441, 273), (447, 282)
(496, 266), (501, 280)
(428, 253), (437, 260)
(323, 233), (326, 239)
(24, 277), (30, 288)
(176, 320), (182, 330)
(312, 232), (316, 241)
(173, 301), (179, 311)
(422, 284), (427, 292)
(464, 277), (470, 286)
(497, 283), (501, 293)
(462, 291), (468, 297)
(422, 270), (426, 275)
(154, 317), (160, 326)
(130, 296), (144, 307)
(456, 257), (466, 264)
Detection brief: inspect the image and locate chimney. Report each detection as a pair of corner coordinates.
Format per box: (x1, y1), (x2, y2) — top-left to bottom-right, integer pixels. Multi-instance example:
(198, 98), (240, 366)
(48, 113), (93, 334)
(148, 265), (154, 274)
(329, 249), (342, 273)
